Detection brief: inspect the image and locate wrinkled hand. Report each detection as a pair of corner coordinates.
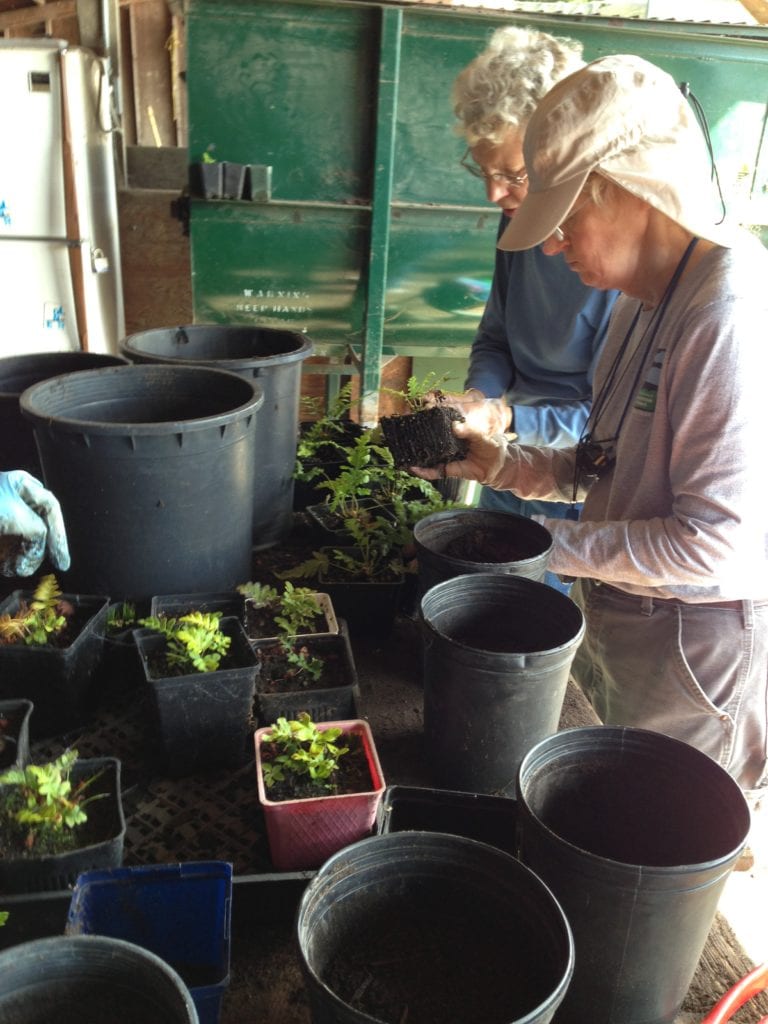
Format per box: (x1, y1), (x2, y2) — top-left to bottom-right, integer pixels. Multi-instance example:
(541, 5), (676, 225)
(410, 421), (512, 486)
(425, 388), (512, 435)
(0, 470), (70, 577)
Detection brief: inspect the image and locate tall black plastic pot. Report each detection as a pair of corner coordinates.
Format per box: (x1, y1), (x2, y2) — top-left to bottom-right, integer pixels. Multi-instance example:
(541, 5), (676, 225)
(420, 574), (584, 795)
(19, 365), (263, 601)
(0, 935), (199, 1024)
(120, 325), (313, 548)
(516, 726), (751, 1024)
(0, 351), (128, 476)
(296, 831), (573, 1024)
(413, 508), (553, 598)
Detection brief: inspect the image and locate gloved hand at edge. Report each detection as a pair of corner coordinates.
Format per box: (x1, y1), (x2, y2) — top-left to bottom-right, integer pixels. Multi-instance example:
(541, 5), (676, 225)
(424, 388), (513, 436)
(409, 420), (514, 488)
(0, 470), (71, 577)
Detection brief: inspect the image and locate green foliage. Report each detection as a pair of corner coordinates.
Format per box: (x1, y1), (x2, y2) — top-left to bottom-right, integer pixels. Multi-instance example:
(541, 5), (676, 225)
(236, 581), (279, 604)
(0, 911), (7, 926)
(106, 602), (136, 635)
(294, 382), (360, 483)
(238, 580), (321, 634)
(138, 611), (232, 674)
(0, 748), (106, 854)
(382, 371), (454, 412)
(260, 712), (349, 791)
(0, 574), (70, 647)
(273, 582), (323, 637)
(280, 641), (324, 684)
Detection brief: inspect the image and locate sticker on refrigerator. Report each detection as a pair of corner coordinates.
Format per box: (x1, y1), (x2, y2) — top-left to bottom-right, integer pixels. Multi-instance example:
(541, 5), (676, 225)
(44, 303), (65, 329)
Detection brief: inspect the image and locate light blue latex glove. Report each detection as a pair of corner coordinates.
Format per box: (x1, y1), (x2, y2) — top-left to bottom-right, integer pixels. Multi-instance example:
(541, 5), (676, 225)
(0, 470), (71, 577)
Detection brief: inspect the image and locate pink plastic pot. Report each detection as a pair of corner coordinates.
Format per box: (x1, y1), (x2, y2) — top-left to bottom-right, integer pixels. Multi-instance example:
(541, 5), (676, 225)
(254, 719), (385, 871)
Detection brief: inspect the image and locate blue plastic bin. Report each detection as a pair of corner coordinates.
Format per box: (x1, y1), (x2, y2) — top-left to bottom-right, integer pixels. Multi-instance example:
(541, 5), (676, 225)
(66, 861), (232, 1024)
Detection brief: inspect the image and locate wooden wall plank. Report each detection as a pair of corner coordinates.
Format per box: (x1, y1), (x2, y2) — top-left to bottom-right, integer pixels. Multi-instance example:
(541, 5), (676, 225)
(127, 0), (175, 147)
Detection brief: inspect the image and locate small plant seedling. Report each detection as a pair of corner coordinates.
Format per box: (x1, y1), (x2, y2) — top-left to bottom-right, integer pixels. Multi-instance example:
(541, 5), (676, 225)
(0, 748), (106, 855)
(236, 581), (280, 605)
(106, 601), (137, 636)
(260, 712), (349, 791)
(295, 382), (362, 484)
(382, 372), (455, 413)
(138, 611), (231, 674)
(0, 574), (73, 647)
(239, 582), (326, 683)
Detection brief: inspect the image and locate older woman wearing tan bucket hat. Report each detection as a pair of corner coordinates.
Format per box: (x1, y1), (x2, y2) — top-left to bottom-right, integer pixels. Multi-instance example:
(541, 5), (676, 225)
(411, 54), (768, 807)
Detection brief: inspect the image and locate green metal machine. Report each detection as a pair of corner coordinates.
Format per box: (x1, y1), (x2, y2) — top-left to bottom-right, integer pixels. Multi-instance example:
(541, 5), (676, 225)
(186, 0), (768, 416)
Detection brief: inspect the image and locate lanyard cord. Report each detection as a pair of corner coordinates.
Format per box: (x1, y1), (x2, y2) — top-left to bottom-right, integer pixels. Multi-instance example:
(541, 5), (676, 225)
(587, 236), (699, 441)
(572, 236), (699, 501)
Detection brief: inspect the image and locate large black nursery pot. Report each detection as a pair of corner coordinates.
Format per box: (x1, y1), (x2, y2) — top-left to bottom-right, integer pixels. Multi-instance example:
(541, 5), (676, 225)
(296, 830), (573, 1024)
(120, 324), (314, 548)
(0, 935), (199, 1024)
(413, 508), (553, 597)
(0, 350), (127, 476)
(516, 726), (751, 1024)
(420, 574), (584, 795)
(20, 364), (263, 601)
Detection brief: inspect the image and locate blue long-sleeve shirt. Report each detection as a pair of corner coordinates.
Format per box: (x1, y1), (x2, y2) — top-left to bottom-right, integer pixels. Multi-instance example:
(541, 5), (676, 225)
(466, 215), (619, 447)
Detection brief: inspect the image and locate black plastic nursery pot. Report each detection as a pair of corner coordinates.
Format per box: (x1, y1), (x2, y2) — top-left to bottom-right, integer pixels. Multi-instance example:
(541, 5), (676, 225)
(316, 548), (406, 641)
(516, 726), (752, 1024)
(0, 350), (128, 476)
(413, 507), (553, 597)
(0, 935), (199, 1024)
(150, 591), (246, 622)
(0, 699), (34, 771)
(420, 574), (584, 795)
(251, 627), (360, 725)
(377, 784), (518, 856)
(120, 324), (314, 549)
(135, 617), (259, 778)
(0, 757), (126, 895)
(0, 591), (109, 741)
(296, 831), (573, 1024)
(20, 364), (263, 601)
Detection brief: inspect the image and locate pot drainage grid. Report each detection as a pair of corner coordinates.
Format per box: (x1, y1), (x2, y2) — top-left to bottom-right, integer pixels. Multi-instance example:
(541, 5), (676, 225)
(27, 684), (274, 874)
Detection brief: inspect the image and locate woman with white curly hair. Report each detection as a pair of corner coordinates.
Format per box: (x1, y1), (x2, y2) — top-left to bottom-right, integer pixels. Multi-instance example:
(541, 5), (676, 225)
(445, 27), (619, 592)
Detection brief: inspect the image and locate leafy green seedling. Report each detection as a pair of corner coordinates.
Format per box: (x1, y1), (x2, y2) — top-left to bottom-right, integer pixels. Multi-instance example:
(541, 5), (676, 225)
(0, 574), (71, 647)
(260, 712), (349, 791)
(138, 611), (231, 674)
(0, 748), (106, 854)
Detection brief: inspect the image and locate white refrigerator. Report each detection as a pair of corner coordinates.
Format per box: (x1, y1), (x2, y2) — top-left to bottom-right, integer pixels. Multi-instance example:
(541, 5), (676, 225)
(0, 39), (124, 357)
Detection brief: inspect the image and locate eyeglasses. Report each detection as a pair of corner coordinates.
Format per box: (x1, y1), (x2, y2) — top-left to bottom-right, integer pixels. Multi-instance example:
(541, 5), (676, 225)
(460, 148), (528, 190)
(552, 196), (591, 242)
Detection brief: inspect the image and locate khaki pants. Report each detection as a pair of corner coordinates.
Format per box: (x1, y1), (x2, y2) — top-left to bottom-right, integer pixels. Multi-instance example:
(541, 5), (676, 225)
(571, 578), (768, 792)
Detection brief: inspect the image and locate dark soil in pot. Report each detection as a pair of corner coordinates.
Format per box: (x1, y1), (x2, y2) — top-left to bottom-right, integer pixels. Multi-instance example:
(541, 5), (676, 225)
(244, 604), (326, 639)
(321, 887), (554, 1024)
(258, 731), (371, 802)
(379, 407), (468, 469)
(255, 642), (350, 694)
(443, 528), (532, 563)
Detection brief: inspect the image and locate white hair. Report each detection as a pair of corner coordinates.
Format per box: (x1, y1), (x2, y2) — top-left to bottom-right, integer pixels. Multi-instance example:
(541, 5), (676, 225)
(453, 25), (584, 145)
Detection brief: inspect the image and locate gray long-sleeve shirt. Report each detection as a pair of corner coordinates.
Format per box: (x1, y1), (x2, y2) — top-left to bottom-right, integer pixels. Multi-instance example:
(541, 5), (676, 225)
(492, 234), (768, 601)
